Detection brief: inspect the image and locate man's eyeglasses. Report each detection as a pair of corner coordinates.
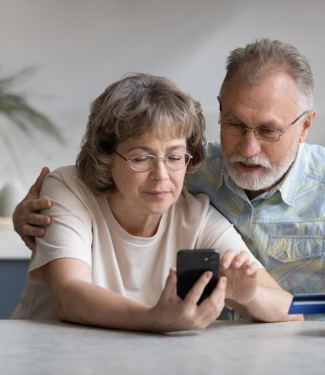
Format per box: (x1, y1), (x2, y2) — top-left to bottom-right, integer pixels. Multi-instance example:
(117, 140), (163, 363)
(218, 111), (307, 142)
(113, 150), (193, 171)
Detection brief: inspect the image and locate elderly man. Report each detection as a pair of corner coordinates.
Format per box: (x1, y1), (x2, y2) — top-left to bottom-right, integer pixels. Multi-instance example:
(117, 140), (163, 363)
(186, 39), (324, 321)
(13, 39), (324, 320)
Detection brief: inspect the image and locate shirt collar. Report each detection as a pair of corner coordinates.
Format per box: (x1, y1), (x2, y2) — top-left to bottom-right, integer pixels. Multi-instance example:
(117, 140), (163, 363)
(278, 143), (306, 206)
(216, 162), (226, 190)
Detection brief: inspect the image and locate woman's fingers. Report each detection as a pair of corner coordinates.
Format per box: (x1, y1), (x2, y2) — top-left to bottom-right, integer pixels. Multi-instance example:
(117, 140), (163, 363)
(183, 271), (213, 306)
(153, 271), (228, 332)
(199, 276), (227, 315)
(220, 249), (237, 269)
(221, 250), (251, 269)
(245, 261), (260, 276)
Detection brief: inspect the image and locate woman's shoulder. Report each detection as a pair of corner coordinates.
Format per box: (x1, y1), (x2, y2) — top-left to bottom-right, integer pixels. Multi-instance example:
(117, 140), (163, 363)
(46, 165), (78, 182)
(44, 166), (85, 190)
(41, 165), (95, 203)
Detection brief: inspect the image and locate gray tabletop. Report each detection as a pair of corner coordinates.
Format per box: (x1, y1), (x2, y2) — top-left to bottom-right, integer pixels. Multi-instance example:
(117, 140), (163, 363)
(1, 320), (324, 375)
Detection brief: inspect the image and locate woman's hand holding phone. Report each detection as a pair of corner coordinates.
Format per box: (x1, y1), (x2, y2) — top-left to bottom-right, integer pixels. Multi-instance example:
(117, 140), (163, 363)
(148, 249), (259, 332)
(148, 268), (227, 332)
(220, 250), (260, 305)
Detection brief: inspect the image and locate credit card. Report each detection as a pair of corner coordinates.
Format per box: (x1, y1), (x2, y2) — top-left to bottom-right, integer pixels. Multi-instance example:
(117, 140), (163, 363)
(288, 293), (325, 314)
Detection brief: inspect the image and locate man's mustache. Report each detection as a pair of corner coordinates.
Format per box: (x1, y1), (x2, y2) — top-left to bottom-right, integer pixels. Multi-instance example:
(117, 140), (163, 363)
(229, 154), (272, 169)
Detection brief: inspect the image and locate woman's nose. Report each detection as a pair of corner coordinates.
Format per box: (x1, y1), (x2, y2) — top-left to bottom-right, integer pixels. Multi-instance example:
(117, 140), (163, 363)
(150, 159), (169, 180)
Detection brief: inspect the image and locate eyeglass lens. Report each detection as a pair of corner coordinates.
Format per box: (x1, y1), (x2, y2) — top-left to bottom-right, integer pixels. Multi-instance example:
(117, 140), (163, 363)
(221, 123), (280, 141)
(131, 154), (191, 171)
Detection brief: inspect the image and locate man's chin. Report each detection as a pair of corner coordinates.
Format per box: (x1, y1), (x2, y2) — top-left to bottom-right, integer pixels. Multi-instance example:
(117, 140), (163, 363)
(228, 170), (281, 191)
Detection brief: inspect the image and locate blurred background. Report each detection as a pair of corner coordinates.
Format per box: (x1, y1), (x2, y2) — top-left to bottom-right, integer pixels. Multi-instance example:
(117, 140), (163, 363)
(1, 0), (325, 197)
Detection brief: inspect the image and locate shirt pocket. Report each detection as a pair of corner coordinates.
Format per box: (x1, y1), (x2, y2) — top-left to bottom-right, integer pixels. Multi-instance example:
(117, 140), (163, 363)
(266, 235), (324, 293)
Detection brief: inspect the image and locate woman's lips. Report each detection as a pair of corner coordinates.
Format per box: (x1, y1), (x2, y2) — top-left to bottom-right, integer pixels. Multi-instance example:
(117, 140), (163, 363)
(145, 191), (170, 198)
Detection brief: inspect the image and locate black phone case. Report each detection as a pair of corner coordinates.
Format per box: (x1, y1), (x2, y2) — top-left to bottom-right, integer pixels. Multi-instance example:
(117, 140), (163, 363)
(176, 249), (219, 304)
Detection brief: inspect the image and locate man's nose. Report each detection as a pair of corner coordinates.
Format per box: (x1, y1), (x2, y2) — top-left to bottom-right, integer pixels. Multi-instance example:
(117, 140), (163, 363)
(238, 129), (262, 158)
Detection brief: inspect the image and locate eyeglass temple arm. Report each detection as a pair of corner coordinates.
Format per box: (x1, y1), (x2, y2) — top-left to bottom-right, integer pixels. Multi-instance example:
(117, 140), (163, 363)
(292, 111), (308, 125)
(113, 150), (128, 162)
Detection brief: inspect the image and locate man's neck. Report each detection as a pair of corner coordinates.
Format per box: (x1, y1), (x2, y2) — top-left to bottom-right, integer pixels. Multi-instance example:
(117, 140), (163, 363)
(245, 175), (286, 200)
(245, 189), (265, 200)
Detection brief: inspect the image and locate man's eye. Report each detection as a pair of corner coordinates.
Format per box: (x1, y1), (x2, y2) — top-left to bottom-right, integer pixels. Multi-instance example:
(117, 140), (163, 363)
(258, 128), (277, 135)
(228, 123), (245, 129)
(132, 156), (152, 163)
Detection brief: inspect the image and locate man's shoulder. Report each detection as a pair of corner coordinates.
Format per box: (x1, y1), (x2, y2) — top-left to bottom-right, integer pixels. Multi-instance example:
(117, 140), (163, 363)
(303, 143), (325, 183)
(177, 187), (211, 211)
(185, 140), (224, 195)
(204, 140), (223, 160)
(203, 141), (224, 175)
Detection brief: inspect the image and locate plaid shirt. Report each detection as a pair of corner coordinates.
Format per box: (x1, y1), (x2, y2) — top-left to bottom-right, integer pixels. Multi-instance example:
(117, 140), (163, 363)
(186, 141), (325, 320)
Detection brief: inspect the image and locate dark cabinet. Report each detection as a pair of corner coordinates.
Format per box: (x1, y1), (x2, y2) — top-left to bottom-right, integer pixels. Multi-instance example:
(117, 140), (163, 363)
(0, 260), (29, 319)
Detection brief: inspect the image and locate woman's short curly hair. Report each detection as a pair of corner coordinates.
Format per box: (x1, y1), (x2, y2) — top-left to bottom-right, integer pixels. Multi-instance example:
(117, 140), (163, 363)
(76, 73), (206, 195)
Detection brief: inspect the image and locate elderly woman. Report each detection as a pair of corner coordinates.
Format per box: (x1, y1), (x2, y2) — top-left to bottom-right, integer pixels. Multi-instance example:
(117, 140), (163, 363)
(12, 73), (301, 331)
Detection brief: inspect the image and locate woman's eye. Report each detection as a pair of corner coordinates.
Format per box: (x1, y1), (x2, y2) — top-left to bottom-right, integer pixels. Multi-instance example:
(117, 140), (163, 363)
(132, 156), (151, 163)
(167, 155), (182, 162)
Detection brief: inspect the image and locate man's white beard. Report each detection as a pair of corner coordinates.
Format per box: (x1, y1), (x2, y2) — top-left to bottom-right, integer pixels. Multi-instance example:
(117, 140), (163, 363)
(222, 137), (300, 191)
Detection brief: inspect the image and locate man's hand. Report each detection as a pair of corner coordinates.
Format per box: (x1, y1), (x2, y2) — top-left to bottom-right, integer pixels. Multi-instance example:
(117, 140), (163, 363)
(13, 167), (52, 251)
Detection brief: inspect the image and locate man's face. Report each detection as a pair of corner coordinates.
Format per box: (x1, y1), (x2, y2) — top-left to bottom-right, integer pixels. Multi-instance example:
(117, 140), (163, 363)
(219, 72), (312, 199)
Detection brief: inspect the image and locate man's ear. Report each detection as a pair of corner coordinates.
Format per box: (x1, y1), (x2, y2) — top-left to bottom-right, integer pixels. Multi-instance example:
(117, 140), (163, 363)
(299, 110), (316, 143)
(217, 96), (222, 112)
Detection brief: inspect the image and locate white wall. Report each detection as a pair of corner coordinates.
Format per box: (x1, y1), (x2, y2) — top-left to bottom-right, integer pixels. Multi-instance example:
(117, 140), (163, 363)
(1, 0), (325, 191)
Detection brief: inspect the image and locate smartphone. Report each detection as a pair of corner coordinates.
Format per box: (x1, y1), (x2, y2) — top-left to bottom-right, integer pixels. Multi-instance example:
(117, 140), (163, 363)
(176, 249), (220, 304)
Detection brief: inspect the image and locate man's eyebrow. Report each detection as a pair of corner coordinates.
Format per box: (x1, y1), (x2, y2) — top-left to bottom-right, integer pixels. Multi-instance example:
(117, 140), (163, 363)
(223, 111), (280, 128)
(223, 111), (242, 122)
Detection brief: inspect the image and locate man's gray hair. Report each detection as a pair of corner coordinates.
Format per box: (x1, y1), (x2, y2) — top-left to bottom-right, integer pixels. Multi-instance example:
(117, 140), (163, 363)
(219, 39), (314, 110)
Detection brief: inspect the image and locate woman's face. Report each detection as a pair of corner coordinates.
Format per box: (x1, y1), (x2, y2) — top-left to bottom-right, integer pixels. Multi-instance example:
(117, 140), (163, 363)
(109, 134), (188, 218)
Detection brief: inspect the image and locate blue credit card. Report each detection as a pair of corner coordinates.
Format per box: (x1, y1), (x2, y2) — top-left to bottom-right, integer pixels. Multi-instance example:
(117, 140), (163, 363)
(288, 293), (325, 314)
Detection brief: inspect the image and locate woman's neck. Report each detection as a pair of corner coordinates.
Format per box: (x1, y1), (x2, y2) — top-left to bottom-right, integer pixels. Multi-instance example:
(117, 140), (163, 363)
(107, 197), (162, 237)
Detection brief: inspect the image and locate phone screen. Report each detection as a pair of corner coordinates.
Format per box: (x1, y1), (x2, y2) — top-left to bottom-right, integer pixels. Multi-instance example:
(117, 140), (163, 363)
(176, 249), (219, 304)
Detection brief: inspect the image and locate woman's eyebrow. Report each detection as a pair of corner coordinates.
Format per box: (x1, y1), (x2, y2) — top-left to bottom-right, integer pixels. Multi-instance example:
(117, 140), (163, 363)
(125, 145), (186, 153)
(125, 146), (152, 153)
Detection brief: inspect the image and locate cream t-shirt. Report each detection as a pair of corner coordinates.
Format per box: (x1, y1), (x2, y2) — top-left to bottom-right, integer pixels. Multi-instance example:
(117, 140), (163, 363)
(12, 166), (260, 321)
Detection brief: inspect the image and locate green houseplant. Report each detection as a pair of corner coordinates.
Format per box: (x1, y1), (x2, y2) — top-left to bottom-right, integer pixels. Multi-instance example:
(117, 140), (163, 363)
(0, 68), (63, 216)
(0, 67), (63, 143)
